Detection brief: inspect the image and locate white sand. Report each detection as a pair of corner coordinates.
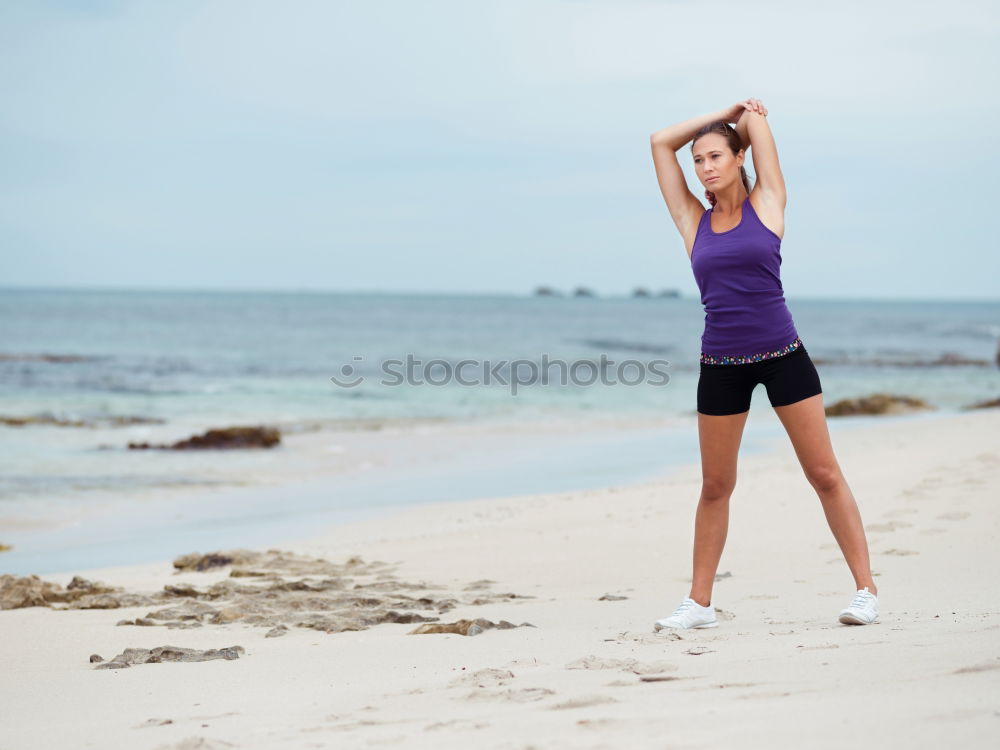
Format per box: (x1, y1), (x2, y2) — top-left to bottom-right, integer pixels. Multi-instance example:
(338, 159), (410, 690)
(2, 408), (998, 749)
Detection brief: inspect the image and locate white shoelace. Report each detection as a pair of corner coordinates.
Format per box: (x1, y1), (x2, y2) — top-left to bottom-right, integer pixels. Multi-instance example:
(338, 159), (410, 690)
(848, 591), (874, 610)
(672, 599), (700, 617)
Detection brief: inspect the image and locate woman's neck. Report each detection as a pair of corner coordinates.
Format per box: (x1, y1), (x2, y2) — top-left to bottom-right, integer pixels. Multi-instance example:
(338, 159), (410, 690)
(712, 189), (747, 215)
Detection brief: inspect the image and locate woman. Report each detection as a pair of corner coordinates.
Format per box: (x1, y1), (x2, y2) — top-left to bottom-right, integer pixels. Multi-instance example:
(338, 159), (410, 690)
(648, 98), (879, 628)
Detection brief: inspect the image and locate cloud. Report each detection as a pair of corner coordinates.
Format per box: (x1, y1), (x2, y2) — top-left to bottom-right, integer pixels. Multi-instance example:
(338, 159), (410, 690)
(0, 0), (997, 296)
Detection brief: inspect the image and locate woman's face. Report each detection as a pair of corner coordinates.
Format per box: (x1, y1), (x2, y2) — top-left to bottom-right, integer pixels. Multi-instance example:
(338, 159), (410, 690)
(692, 133), (742, 190)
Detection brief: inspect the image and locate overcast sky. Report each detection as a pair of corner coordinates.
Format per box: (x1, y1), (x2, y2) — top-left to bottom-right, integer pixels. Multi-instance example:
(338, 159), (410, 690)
(1, 0), (997, 300)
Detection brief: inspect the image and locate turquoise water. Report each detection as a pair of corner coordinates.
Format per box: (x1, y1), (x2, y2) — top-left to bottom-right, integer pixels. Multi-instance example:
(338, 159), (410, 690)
(2, 288), (997, 423)
(0, 288), (997, 574)
(1, 288), (998, 499)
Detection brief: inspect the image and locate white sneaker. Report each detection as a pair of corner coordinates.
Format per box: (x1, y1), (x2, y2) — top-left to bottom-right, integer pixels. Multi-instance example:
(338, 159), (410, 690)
(838, 586), (879, 625)
(654, 596), (718, 630)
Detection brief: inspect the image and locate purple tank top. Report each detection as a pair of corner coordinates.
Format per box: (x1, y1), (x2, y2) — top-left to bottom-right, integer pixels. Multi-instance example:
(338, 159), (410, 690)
(690, 196), (800, 364)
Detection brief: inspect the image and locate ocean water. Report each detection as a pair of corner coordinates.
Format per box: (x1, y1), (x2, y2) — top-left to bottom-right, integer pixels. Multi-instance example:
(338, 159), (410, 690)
(2, 288), (997, 425)
(0, 288), (997, 574)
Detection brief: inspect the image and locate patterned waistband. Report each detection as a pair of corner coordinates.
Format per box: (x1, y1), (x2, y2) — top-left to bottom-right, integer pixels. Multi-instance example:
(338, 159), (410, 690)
(700, 336), (803, 365)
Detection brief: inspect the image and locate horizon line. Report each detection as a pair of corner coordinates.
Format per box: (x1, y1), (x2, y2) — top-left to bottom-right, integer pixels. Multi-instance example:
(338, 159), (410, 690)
(0, 284), (997, 305)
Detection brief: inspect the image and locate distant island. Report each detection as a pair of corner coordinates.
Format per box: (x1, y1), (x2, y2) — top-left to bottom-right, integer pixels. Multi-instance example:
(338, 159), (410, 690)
(532, 286), (681, 298)
(533, 286), (563, 297)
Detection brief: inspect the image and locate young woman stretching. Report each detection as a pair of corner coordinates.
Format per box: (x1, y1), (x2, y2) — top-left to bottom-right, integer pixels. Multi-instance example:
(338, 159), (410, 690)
(648, 98), (879, 628)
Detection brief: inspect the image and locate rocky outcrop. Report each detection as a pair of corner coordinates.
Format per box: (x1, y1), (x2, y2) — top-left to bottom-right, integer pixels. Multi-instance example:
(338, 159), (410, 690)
(409, 618), (535, 636)
(90, 645), (245, 669)
(824, 393), (934, 416)
(1, 414), (164, 427)
(3, 549), (535, 637)
(128, 426), (280, 450)
(0, 574), (140, 610)
(964, 396), (1000, 410)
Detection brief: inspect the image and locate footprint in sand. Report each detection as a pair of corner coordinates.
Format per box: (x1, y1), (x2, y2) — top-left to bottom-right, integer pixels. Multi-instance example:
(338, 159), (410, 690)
(566, 655), (635, 670)
(901, 475), (948, 497)
(961, 476), (987, 486)
(865, 521), (913, 533)
(505, 656), (548, 667)
(565, 655), (679, 676)
(881, 548), (919, 556)
(936, 511), (971, 521)
(154, 739), (235, 750)
(549, 695), (619, 710)
(953, 661), (1000, 675)
(135, 718), (174, 728)
(738, 690), (793, 700)
(630, 660), (678, 675)
(460, 687), (556, 703)
(746, 594), (779, 600)
(882, 508), (919, 518)
(577, 717), (630, 729)
(619, 631), (680, 644)
(447, 667), (558, 704)
(424, 718), (491, 731)
(186, 712), (241, 723)
(448, 668), (516, 689)
(325, 718), (417, 732)
(685, 646), (715, 655)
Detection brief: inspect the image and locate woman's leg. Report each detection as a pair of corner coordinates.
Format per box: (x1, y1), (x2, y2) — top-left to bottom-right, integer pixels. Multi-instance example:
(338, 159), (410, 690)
(691, 409), (751, 606)
(772, 393), (878, 594)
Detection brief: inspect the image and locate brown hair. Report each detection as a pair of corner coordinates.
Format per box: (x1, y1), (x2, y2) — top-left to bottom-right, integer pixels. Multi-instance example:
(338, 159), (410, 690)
(691, 121), (751, 207)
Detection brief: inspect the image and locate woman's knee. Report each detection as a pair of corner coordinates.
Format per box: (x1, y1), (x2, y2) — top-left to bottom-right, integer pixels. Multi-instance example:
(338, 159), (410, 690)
(700, 476), (736, 501)
(804, 464), (842, 493)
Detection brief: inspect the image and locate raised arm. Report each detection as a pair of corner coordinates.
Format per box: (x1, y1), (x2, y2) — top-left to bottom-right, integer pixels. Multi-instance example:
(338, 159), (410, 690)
(739, 109), (786, 208)
(649, 108), (731, 253)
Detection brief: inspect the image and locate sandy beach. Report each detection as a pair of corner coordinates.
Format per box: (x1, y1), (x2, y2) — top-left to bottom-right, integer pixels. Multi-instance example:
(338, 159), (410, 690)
(2, 406), (998, 750)
(4, 1), (999, 747)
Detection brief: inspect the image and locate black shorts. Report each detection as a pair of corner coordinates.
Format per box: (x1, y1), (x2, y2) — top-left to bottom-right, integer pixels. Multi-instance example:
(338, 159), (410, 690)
(697, 343), (823, 416)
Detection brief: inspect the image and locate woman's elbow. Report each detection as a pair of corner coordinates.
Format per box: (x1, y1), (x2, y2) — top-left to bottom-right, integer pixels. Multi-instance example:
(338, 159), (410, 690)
(650, 131), (674, 148)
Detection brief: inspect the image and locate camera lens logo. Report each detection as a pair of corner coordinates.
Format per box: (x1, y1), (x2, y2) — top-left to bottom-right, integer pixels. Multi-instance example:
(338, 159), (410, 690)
(329, 356), (365, 387)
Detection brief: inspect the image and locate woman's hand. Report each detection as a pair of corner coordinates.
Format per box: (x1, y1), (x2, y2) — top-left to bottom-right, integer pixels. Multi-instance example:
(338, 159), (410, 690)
(723, 98), (768, 124)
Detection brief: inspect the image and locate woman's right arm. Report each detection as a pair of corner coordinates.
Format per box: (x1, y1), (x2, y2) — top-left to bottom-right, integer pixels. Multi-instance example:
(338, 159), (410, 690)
(649, 109), (730, 254)
(649, 108), (732, 152)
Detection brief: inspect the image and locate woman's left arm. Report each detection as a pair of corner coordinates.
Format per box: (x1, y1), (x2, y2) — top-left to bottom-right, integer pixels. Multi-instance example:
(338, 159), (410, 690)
(734, 115), (751, 151)
(741, 109), (786, 206)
